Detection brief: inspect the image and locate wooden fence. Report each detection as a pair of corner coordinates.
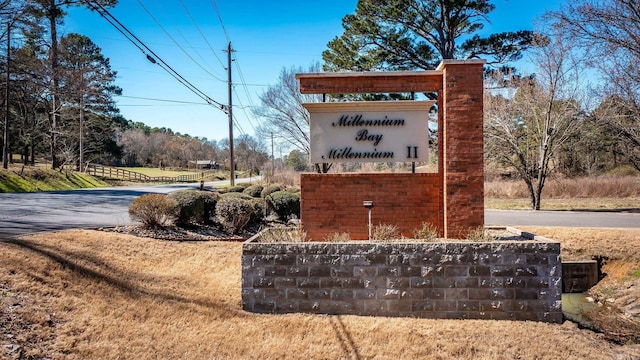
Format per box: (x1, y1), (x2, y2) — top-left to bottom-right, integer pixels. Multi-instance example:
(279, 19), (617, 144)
(85, 164), (220, 183)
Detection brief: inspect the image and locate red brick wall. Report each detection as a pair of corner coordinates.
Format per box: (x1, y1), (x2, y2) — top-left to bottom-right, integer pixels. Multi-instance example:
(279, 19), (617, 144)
(440, 61), (485, 238)
(298, 60), (485, 240)
(301, 173), (442, 240)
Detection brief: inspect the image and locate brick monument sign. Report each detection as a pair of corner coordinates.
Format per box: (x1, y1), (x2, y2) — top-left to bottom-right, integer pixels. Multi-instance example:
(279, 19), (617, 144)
(296, 59), (486, 240)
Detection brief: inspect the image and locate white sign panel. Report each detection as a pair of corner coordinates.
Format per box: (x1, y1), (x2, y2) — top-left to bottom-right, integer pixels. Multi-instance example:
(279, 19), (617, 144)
(303, 101), (434, 163)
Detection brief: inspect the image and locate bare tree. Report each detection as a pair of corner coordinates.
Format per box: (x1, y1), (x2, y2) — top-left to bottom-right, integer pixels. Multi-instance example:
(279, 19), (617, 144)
(252, 63), (324, 171)
(484, 34), (585, 210)
(548, 0), (640, 171)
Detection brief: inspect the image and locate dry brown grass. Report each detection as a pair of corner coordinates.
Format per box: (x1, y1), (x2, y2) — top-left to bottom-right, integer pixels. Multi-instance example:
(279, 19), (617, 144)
(2, 230), (640, 359)
(519, 227), (640, 262)
(264, 169), (300, 187)
(486, 176), (640, 199)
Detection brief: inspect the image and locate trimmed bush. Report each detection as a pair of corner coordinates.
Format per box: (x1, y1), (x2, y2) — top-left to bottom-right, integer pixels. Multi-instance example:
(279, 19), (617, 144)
(169, 190), (219, 226)
(285, 187), (301, 194)
(261, 184), (282, 198)
(249, 198), (266, 225)
(128, 194), (178, 228)
(215, 196), (253, 234)
(228, 186), (245, 193)
(221, 192), (253, 200)
(243, 184), (264, 198)
(266, 190), (300, 220)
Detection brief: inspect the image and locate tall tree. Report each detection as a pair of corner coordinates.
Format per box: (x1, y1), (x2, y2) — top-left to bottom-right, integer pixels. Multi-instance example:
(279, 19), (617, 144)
(284, 149), (309, 171)
(12, 37), (50, 166)
(58, 33), (120, 169)
(30, 0), (117, 169)
(548, 0), (640, 172)
(484, 35), (585, 210)
(323, 0), (534, 71)
(1, 0), (34, 168)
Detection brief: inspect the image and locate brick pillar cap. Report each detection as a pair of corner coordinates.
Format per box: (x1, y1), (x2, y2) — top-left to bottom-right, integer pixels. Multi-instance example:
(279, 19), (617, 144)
(295, 70), (441, 80)
(436, 59), (486, 70)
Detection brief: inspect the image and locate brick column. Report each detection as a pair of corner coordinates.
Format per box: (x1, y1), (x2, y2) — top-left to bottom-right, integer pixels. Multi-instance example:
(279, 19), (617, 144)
(438, 60), (486, 238)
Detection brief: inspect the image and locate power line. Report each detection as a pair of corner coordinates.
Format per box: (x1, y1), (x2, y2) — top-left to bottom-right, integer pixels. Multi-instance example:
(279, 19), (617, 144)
(117, 95), (209, 105)
(232, 86), (258, 133)
(211, 0), (230, 43)
(84, 0), (227, 113)
(207, 0), (260, 135)
(179, 0), (226, 70)
(233, 56), (259, 132)
(117, 104), (200, 107)
(136, 0), (225, 83)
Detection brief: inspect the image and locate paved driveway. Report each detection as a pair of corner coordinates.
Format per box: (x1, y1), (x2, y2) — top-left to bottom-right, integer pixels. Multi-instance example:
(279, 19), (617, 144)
(0, 178), (260, 238)
(1, 181), (638, 238)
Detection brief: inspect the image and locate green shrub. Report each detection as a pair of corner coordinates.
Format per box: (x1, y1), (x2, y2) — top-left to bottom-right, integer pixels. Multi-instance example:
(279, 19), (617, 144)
(235, 182), (251, 189)
(266, 190), (300, 220)
(215, 196), (252, 234)
(221, 192), (253, 200)
(128, 194), (178, 228)
(372, 223), (401, 241)
(285, 186), (301, 193)
(228, 186), (245, 193)
(261, 184), (282, 198)
(249, 198), (266, 225)
(168, 190), (219, 226)
(243, 184), (264, 198)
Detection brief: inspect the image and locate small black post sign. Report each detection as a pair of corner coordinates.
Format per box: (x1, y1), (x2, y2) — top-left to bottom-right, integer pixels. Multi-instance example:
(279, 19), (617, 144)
(303, 101), (433, 163)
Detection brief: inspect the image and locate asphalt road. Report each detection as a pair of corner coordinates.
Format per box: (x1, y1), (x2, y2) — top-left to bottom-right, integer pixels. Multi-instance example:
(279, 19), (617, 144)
(485, 209), (640, 229)
(0, 178), (260, 238)
(1, 181), (638, 238)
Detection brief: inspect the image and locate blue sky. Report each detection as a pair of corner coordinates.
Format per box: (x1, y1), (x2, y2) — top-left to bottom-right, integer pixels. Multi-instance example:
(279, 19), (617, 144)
(63, 0), (563, 142)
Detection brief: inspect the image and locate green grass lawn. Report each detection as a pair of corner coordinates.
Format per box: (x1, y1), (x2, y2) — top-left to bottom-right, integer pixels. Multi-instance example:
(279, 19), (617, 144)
(0, 167), (109, 192)
(120, 167), (198, 177)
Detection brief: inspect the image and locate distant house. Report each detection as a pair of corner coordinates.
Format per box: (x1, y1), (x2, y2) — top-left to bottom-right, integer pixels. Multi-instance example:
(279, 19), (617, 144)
(189, 160), (219, 170)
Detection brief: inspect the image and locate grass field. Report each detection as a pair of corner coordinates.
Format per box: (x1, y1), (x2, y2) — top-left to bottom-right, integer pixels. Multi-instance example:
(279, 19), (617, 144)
(1, 228), (639, 359)
(120, 167), (200, 178)
(0, 166), (109, 192)
(485, 176), (640, 210)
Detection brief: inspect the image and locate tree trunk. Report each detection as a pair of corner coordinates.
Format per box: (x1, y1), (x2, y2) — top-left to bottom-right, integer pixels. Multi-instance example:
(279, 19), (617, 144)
(524, 178), (537, 210)
(534, 182), (543, 211)
(48, 2), (60, 170)
(314, 163), (332, 173)
(79, 104), (84, 171)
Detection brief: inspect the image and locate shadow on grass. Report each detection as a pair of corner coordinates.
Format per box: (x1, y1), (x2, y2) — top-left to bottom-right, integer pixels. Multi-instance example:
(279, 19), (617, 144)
(330, 316), (362, 360)
(6, 238), (245, 319)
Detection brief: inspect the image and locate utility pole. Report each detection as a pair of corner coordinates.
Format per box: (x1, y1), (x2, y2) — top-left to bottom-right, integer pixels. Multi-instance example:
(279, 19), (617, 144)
(3, 24), (10, 169)
(226, 41), (235, 186)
